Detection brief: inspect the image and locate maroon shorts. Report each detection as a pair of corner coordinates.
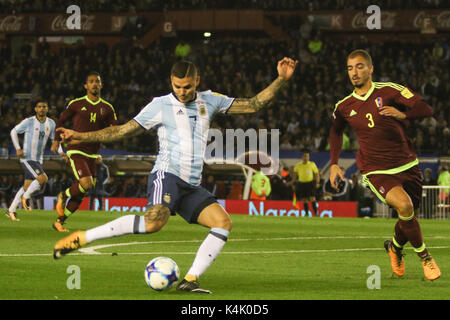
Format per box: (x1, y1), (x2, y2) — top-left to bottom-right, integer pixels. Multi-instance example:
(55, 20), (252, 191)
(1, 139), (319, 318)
(68, 153), (98, 181)
(365, 165), (423, 209)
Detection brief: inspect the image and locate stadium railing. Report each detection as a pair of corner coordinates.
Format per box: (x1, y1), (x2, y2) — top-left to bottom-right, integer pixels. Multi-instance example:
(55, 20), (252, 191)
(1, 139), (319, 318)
(374, 186), (450, 220)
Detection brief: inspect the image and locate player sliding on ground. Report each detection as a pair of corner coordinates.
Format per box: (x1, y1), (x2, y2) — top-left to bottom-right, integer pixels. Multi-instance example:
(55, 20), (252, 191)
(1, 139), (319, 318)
(329, 49), (440, 281)
(53, 58), (298, 293)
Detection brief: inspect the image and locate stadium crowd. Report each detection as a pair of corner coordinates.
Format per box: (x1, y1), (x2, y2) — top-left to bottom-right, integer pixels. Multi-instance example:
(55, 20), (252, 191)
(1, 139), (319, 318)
(1, 35), (448, 156)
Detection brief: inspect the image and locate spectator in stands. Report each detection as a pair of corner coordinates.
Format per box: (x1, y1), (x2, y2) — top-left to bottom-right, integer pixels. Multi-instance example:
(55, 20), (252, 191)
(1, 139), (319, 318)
(0, 141), (9, 157)
(175, 40), (192, 60)
(423, 168), (437, 185)
(202, 175), (217, 196)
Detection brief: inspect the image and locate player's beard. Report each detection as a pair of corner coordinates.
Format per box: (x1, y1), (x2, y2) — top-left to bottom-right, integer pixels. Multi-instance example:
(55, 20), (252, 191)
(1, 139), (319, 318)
(353, 74), (370, 89)
(91, 88), (100, 97)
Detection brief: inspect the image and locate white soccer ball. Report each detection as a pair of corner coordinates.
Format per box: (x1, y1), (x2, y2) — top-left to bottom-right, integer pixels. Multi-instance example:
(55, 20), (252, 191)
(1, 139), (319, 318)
(144, 257), (180, 291)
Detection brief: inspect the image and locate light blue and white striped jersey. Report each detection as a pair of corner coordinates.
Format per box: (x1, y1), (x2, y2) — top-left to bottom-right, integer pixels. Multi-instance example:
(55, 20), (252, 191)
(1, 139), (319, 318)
(134, 90), (235, 185)
(11, 116), (56, 164)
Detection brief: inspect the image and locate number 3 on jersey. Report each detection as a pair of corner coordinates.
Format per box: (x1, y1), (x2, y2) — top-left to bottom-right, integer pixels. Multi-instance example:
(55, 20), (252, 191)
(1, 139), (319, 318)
(366, 113), (374, 128)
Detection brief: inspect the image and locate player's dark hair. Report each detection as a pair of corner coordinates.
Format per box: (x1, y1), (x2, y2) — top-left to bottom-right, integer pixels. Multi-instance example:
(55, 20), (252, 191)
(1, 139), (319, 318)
(171, 60), (198, 78)
(33, 99), (48, 107)
(86, 71), (101, 82)
(347, 49), (373, 66)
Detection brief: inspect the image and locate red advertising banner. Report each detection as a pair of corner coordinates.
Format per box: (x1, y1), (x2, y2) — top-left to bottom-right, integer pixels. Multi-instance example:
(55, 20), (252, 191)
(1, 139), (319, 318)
(78, 197), (148, 212)
(225, 200), (357, 218)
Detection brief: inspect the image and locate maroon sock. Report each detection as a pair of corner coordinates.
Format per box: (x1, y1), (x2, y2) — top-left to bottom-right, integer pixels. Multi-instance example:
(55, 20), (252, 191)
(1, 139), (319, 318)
(398, 217), (429, 258)
(393, 220), (408, 248)
(60, 196), (84, 222)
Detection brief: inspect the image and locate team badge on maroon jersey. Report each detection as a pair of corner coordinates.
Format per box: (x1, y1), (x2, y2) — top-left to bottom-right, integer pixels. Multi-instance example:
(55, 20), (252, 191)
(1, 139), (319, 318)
(375, 97), (383, 109)
(379, 186), (385, 194)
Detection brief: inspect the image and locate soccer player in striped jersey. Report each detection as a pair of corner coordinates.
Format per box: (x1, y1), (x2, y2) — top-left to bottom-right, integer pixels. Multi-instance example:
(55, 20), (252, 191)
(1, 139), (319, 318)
(5, 100), (66, 221)
(329, 49), (440, 280)
(53, 58), (297, 293)
(50, 72), (118, 232)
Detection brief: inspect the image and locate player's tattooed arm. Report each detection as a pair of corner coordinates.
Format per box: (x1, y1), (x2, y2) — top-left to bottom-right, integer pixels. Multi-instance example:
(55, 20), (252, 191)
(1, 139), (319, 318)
(227, 57), (297, 114)
(228, 77), (289, 114)
(57, 120), (145, 144)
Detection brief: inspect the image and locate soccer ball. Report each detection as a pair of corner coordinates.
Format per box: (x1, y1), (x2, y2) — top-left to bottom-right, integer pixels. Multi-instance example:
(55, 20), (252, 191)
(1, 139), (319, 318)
(144, 257), (180, 291)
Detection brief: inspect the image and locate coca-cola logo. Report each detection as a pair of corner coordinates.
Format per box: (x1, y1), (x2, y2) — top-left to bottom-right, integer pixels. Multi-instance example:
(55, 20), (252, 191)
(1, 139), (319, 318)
(414, 11), (450, 28)
(351, 11), (397, 29)
(0, 15), (23, 32)
(51, 14), (94, 31)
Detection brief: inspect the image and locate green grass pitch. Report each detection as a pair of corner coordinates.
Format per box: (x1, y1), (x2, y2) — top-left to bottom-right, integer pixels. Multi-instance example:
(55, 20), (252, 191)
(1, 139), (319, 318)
(1, 210), (449, 300)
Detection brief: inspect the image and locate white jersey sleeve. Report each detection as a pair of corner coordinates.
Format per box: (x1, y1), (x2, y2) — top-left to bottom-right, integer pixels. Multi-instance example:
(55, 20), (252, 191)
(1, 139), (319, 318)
(202, 90), (235, 114)
(10, 118), (31, 150)
(133, 98), (163, 130)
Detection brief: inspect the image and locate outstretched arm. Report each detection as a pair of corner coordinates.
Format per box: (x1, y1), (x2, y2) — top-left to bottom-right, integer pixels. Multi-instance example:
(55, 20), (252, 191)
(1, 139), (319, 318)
(227, 57), (297, 114)
(57, 119), (144, 145)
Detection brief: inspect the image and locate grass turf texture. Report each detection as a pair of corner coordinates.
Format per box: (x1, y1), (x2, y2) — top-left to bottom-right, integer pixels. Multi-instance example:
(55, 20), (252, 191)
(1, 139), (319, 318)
(1, 209), (449, 300)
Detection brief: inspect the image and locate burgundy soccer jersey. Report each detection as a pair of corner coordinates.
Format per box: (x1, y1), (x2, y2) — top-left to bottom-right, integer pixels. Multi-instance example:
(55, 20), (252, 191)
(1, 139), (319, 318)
(329, 82), (433, 174)
(56, 96), (118, 155)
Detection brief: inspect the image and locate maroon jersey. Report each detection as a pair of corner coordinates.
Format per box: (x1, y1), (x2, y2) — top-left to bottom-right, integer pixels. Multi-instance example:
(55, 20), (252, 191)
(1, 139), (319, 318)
(56, 95), (118, 155)
(329, 81), (433, 174)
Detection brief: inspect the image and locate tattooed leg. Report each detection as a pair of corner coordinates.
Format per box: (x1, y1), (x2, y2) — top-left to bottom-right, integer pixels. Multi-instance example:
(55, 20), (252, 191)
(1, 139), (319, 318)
(144, 204), (171, 233)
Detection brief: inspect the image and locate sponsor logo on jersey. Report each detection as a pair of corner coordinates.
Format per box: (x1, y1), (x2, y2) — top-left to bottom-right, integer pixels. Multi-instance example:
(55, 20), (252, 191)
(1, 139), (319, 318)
(176, 109), (184, 115)
(350, 109), (357, 117)
(81, 107), (87, 111)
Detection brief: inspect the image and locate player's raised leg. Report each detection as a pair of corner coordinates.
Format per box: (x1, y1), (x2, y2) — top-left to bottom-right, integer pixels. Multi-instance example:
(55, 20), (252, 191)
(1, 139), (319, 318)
(53, 204), (169, 259)
(385, 186), (440, 280)
(177, 203), (232, 294)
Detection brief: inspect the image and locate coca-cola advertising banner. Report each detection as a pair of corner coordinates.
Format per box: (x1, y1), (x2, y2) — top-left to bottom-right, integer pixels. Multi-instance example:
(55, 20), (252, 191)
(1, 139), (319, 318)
(43, 196), (357, 218)
(0, 10), (449, 34)
(327, 9), (450, 30)
(0, 12), (161, 34)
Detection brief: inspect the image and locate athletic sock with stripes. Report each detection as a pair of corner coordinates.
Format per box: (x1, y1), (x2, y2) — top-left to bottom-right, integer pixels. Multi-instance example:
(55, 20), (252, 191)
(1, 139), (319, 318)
(185, 228), (230, 280)
(85, 215), (146, 243)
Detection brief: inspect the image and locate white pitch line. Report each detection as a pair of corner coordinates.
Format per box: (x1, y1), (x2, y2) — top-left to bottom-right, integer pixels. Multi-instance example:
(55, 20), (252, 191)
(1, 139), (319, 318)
(1, 235), (450, 257)
(1, 246), (450, 258)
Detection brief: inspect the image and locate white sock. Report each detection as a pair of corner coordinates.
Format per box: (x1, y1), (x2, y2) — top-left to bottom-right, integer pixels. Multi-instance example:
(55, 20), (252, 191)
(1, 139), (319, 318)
(23, 180), (41, 199)
(9, 187), (25, 212)
(187, 228), (230, 279)
(85, 215), (146, 243)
